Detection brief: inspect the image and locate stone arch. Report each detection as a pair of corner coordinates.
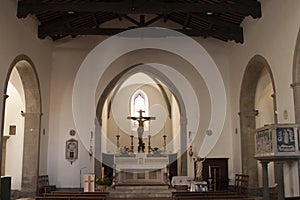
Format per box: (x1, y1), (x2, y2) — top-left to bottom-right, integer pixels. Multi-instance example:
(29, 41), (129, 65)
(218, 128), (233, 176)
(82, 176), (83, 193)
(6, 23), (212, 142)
(96, 64), (188, 175)
(1, 55), (41, 195)
(292, 27), (300, 124)
(292, 27), (300, 191)
(239, 55), (277, 187)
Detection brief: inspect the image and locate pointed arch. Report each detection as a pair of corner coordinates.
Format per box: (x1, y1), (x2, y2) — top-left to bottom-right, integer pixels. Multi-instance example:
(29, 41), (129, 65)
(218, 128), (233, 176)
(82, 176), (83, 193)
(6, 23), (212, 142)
(130, 89), (149, 128)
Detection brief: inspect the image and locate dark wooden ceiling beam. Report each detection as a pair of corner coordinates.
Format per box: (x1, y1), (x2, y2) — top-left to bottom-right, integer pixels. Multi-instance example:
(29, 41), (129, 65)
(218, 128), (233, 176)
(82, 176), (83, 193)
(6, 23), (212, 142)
(38, 13), (118, 33)
(38, 26), (243, 43)
(167, 17), (243, 43)
(144, 15), (163, 26)
(191, 13), (242, 33)
(17, 0), (261, 19)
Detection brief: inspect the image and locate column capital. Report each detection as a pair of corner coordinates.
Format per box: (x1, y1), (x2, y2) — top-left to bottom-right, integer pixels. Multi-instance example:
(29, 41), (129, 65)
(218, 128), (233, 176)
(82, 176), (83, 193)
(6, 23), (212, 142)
(238, 110), (259, 117)
(291, 82), (300, 88)
(260, 160), (270, 165)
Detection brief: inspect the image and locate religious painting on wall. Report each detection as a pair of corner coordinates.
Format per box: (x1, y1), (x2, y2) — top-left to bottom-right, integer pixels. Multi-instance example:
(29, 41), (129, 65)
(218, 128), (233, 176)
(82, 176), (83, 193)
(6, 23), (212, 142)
(256, 128), (273, 155)
(9, 125), (16, 135)
(276, 127), (295, 152)
(65, 138), (78, 164)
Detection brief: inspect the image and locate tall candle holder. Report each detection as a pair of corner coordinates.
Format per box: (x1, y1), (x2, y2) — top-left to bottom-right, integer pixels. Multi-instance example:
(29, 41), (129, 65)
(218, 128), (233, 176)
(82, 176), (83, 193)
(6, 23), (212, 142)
(130, 135), (134, 153)
(116, 134), (120, 149)
(163, 135), (166, 151)
(148, 135), (151, 153)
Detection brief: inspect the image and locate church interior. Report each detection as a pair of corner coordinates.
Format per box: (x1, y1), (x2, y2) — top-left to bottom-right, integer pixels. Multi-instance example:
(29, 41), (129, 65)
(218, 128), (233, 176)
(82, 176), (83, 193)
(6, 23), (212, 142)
(1, 0), (300, 199)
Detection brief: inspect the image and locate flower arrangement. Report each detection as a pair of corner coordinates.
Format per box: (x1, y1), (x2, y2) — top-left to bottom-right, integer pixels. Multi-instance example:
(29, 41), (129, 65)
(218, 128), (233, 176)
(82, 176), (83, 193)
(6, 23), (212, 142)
(120, 146), (130, 155)
(151, 147), (162, 155)
(95, 177), (111, 186)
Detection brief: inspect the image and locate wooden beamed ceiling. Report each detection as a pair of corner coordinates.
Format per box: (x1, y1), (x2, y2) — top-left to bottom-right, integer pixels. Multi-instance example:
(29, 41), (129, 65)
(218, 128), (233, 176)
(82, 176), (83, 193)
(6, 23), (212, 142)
(17, 0), (261, 43)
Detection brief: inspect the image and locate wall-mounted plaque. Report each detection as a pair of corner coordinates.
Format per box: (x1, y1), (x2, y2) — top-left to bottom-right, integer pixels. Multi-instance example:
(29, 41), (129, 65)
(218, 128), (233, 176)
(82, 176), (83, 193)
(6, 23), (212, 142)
(9, 125), (16, 135)
(66, 138), (78, 164)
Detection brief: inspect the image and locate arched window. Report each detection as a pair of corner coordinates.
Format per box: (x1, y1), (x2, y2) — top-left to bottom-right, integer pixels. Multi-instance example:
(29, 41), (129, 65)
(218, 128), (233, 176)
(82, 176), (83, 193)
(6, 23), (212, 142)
(131, 90), (149, 130)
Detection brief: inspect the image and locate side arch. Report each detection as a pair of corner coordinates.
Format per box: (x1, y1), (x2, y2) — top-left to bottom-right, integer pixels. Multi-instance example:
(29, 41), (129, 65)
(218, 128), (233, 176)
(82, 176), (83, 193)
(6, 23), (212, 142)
(292, 27), (300, 124)
(1, 54), (42, 195)
(239, 55), (277, 187)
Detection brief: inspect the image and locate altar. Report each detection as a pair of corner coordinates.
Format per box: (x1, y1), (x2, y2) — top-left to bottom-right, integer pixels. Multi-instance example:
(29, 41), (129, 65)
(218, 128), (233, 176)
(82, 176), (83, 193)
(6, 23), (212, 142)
(114, 153), (169, 185)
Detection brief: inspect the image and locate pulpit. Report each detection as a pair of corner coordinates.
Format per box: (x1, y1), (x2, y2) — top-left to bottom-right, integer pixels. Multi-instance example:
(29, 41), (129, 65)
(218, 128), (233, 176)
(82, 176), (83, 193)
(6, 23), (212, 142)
(114, 153), (169, 185)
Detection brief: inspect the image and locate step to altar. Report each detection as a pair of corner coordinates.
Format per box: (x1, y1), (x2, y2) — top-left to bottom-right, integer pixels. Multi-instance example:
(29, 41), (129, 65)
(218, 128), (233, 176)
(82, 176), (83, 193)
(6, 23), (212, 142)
(108, 185), (174, 198)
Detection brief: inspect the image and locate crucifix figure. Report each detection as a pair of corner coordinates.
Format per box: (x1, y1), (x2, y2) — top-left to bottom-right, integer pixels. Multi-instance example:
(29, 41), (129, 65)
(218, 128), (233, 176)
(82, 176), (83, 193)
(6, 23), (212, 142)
(127, 109), (155, 152)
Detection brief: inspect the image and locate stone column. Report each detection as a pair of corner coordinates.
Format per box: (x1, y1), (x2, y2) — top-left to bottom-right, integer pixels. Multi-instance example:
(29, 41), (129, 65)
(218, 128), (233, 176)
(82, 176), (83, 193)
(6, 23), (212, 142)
(0, 94), (9, 181)
(261, 160), (270, 200)
(21, 112), (41, 195)
(275, 161), (285, 200)
(298, 159), (300, 194)
(180, 116), (187, 176)
(94, 118), (101, 179)
(292, 83), (300, 193)
(1, 136), (10, 176)
(239, 110), (258, 187)
(291, 83), (300, 125)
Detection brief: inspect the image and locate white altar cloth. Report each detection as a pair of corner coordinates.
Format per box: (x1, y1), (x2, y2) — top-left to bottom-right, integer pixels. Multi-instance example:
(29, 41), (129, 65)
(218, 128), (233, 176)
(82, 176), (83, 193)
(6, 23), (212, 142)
(114, 153), (169, 185)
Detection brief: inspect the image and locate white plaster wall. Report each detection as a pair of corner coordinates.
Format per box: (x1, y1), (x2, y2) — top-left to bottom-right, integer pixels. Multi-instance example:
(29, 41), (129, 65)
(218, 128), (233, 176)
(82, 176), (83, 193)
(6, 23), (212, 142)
(4, 78), (25, 190)
(48, 45), (97, 188)
(228, 0), (300, 196)
(1, 0), (297, 194)
(0, 0), (53, 176)
(49, 35), (231, 187)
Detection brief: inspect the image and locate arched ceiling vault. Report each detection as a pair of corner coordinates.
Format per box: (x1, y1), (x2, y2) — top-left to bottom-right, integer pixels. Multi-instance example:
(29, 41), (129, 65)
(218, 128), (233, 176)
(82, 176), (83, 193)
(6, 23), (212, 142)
(106, 71), (173, 119)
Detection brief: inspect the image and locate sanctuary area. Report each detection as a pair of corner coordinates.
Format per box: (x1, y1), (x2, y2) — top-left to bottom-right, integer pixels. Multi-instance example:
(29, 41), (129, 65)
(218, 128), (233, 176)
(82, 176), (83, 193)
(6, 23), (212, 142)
(1, 0), (300, 200)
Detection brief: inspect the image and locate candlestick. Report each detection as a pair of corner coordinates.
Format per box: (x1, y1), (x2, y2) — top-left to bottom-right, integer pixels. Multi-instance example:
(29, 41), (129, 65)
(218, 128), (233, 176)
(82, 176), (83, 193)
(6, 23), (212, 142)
(101, 167), (105, 178)
(163, 135), (166, 151)
(116, 134), (120, 149)
(209, 165), (211, 178)
(130, 135), (134, 153)
(148, 135), (151, 153)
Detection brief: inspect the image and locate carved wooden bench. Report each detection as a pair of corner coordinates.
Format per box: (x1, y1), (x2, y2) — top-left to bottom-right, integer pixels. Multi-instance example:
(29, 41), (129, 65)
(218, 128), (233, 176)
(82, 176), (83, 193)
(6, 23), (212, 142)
(234, 174), (249, 195)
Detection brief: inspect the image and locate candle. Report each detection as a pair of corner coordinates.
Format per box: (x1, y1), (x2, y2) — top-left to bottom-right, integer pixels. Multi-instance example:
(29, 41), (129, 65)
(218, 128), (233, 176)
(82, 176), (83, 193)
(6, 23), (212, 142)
(209, 165), (211, 178)
(101, 167), (105, 178)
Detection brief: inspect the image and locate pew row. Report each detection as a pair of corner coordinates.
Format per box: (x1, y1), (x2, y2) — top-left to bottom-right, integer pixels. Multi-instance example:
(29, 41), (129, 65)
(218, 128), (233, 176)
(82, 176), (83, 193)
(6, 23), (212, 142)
(35, 191), (109, 200)
(172, 191), (259, 200)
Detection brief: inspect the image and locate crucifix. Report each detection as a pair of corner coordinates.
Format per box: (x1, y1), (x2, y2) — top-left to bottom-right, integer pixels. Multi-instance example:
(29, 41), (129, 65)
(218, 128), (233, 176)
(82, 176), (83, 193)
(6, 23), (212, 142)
(127, 109), (155, 152)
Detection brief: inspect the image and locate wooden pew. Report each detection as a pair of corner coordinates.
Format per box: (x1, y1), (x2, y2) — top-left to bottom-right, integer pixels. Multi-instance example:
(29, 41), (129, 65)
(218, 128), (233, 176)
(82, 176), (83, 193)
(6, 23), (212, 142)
(35, 191), (109, 200)
(172, 191), (256, 200)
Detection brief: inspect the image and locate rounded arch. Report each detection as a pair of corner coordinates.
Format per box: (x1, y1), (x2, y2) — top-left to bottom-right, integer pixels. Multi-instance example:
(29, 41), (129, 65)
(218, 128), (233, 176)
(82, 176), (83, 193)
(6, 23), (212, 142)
(292, 27), (300, 124)
(239, 54), (277, 187)
(1, 54), (42, 195)
(73, 27), (227, 176)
